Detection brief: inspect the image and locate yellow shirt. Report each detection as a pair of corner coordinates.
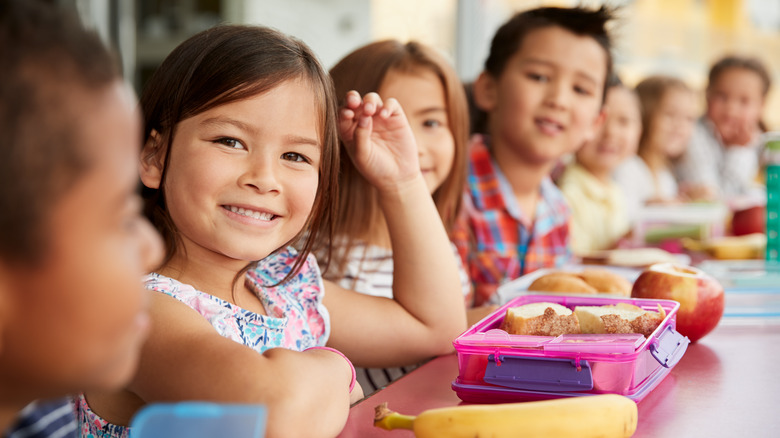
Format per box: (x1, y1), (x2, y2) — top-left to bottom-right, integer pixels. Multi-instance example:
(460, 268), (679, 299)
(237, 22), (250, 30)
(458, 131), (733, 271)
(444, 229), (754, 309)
(558, 162), (629, 255)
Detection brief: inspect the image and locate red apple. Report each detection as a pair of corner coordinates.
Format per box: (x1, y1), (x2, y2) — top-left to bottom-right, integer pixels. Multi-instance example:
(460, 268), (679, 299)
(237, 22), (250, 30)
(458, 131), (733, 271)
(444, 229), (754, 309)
(731, 205), (765, 236)
(631, 263), (724, 343)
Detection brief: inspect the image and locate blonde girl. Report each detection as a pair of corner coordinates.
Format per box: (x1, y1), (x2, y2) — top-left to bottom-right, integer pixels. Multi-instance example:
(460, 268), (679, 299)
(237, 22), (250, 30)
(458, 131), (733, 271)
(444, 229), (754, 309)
(327, 40), (480, 394)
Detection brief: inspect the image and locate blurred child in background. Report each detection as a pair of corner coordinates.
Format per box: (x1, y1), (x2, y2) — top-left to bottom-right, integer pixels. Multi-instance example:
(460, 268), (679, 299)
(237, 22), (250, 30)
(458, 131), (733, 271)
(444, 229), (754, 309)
(453, 6), (614, 305)
(78, 25), (466, 438)
(675, 55), (772, 201)
(614, 75), (697, 222)
(559, 77), (640, 255)
(328, 40), (477, 395)
(0, 0), (163, 436)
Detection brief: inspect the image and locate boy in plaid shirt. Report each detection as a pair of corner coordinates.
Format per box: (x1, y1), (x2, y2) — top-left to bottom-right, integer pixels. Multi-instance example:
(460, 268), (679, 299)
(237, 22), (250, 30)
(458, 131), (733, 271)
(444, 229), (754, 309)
(454, 6), (615, 306)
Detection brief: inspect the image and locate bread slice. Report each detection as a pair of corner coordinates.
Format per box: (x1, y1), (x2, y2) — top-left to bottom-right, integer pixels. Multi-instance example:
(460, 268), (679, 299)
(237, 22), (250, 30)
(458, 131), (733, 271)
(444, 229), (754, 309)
(501, 302), (581, 336)
(574, 303), (666, 337)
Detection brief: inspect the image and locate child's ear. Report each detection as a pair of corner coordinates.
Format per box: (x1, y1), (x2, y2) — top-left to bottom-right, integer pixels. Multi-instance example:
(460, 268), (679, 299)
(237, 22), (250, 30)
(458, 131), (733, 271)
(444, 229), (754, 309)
(140, 130), (166, 190)
(473, 72), (498, 112)
(583, 109), (607, 143)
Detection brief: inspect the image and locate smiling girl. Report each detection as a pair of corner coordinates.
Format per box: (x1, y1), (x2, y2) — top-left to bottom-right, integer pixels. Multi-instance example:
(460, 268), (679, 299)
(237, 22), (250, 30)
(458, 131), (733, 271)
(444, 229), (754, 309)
(77, 25), (465, 438)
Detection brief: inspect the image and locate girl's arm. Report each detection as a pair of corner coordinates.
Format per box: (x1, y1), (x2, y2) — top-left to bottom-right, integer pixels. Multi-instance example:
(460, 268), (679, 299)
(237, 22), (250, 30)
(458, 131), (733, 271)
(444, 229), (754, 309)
(126, 293), (359, 438)
(324, 91), (467, 368)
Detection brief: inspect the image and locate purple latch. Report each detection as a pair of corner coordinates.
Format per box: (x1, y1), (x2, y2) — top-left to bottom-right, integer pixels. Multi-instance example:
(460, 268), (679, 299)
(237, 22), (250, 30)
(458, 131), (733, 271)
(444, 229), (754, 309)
(649, 325), (690, 368)
(483, 354), (593, 392)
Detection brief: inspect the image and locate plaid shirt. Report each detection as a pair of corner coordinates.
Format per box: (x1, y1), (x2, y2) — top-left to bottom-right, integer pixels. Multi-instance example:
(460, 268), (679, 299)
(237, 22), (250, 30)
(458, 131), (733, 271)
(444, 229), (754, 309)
(453, 135), (572, 306)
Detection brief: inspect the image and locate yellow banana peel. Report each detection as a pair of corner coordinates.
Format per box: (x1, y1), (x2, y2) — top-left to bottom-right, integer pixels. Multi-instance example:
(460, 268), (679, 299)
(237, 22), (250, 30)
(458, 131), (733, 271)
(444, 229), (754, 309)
(374, 394), (637, 437)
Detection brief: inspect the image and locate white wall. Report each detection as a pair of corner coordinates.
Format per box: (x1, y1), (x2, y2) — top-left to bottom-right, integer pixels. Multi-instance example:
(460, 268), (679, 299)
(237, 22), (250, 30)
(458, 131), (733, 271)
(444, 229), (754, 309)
(238, 0), (372, 70)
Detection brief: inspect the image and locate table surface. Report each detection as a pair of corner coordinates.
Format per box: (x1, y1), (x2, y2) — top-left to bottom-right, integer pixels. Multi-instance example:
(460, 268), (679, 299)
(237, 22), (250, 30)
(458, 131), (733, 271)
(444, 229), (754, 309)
(337, 320), (780, 437)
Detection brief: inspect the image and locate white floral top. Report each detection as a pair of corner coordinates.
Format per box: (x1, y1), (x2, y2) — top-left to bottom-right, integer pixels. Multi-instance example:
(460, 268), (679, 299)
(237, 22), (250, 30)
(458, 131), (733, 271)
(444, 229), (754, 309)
(77, 247), (329, 437)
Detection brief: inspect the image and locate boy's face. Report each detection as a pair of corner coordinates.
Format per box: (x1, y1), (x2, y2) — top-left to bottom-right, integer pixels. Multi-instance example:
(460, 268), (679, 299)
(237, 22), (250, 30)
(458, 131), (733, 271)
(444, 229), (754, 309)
(478, 25), (607, 166)
(577, 86), (641, 176)
(707, 67), (765, 145)
(0, 82), (163, 397)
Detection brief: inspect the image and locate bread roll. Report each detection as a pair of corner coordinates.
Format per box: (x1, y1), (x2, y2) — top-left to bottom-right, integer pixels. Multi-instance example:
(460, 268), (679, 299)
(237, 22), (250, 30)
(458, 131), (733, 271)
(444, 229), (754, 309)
(574, 303), (666, 337)
(527, 269), (631, 295)
(527, 273), (598, 294)
(501, 302), (581, 336)
(577, 269), (632, 296)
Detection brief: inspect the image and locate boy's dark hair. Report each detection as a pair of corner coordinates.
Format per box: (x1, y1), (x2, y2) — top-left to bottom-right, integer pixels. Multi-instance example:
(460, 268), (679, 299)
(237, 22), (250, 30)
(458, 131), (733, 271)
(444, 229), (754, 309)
(0, 0), (119, 264)
(484, 6), (616, 102)
(140, 25), (339, 284)
(708, 55), (772, 97)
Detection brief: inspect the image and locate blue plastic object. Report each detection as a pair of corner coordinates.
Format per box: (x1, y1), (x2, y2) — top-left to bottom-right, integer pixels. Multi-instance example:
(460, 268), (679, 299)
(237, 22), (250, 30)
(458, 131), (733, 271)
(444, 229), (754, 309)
(130, 402), (267, 438)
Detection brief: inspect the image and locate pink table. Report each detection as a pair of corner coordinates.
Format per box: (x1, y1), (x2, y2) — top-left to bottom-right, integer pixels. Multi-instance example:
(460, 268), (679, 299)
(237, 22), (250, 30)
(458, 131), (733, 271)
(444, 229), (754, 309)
(337, 321), (780, 437)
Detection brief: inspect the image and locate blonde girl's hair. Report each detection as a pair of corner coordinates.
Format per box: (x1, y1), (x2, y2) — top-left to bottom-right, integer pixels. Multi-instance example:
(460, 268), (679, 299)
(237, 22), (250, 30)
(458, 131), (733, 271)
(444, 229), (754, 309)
(326, 40), (469, 277)
(635, 75), (692, 155)
(140, 25), (339, 285)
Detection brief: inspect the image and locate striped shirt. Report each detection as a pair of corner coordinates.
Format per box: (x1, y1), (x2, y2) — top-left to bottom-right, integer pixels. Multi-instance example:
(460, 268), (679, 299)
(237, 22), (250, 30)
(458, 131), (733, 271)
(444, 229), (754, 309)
(5, 398), (77, 438)
(452, 134), (572, 307)
(326, 242), (471, 395)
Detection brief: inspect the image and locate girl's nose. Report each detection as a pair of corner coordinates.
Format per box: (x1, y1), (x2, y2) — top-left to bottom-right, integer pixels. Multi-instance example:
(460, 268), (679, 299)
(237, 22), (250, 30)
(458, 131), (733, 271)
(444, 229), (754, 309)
(239, 154), (281, 194)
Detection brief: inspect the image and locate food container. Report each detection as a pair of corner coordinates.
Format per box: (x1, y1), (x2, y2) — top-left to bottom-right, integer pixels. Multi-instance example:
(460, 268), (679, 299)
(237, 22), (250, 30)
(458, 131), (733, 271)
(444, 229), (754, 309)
(452, 295), (689, 404)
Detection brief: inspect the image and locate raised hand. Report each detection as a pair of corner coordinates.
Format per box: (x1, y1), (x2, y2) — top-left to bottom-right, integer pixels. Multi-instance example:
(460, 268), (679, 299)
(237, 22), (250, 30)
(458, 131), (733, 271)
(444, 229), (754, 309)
(338, 91), (421, 193)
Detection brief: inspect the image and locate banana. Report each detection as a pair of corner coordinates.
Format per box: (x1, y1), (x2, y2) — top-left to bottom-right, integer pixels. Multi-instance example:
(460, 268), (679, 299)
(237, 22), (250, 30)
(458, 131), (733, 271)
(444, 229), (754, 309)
(374, 394), (638, 437)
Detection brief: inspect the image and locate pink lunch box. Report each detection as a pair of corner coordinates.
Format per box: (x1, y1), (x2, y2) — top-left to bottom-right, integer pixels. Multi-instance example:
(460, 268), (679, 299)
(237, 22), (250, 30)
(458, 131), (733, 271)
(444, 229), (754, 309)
(452, 294), (689, 403)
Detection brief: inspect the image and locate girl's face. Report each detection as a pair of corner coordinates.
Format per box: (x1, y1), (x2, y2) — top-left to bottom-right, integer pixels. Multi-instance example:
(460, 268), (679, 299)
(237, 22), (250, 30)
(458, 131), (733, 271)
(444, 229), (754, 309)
(379, 68), (455, 194)
(577, 86), (642, 175)
(707, 67), (765, 142)
(478, 25), (607, 165)
(647, 87), (697, 159)
(143, 79), (321, 268)
(2, 82), (163, 395)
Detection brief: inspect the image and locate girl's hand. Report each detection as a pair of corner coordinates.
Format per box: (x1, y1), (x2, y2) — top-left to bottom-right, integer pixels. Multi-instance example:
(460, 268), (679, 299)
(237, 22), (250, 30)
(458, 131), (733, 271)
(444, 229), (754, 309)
(338, 91), (421, 193)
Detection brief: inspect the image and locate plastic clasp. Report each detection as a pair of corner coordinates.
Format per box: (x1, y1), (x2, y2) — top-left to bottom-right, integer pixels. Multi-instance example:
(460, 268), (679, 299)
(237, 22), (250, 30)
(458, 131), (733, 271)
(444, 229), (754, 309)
(484, 354), (593, 392)
(649, 325), (690, 368)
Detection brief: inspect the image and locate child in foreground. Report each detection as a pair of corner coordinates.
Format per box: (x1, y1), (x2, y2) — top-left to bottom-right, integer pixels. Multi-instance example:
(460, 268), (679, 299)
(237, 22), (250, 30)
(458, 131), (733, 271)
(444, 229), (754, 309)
(453, 6), (614, 306)
(675, 55), (772, 201)
(78, 25), (466, 438)
(0, 0), (162, 435)
(328, 39), (488, 394)
(558, 78), (641, 255)
(614, 75), (697, 221)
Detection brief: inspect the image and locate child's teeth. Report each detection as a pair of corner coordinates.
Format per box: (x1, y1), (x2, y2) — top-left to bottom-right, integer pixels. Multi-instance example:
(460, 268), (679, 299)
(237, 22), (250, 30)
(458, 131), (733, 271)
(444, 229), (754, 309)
(229, 206), (272, 221)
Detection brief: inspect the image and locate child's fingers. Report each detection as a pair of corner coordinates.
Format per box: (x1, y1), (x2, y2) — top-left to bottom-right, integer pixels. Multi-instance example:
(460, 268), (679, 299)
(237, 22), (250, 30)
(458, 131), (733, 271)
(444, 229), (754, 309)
(378, 97), (402, 119)
(361, 92), (383, 117)
(345, 90), (362, 110)
(338, 108), (357, 142)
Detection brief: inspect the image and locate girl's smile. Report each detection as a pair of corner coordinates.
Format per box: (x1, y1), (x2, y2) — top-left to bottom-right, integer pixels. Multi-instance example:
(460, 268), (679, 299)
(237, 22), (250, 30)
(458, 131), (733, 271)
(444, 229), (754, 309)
(223, 205), (279, 223)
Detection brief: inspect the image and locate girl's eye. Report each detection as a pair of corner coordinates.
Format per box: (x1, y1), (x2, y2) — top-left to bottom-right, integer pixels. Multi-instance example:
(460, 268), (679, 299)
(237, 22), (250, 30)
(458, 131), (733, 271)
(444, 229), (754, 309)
(215, 137), (245, 149)
(526, 73), (547, 82)
(423, 119), (442, 128)
(282, 152), (309, 163)
(574, 85), (592, 96)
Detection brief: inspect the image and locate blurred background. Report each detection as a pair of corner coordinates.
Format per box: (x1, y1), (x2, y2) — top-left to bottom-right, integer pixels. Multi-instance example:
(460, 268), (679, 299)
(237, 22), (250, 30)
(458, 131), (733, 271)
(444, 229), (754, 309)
(70, 0), (780, 129)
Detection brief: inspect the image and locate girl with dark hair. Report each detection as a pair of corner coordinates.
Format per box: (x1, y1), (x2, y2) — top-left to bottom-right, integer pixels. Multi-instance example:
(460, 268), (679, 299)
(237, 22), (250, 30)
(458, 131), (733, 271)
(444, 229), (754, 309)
(77, 25), (465, 438)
